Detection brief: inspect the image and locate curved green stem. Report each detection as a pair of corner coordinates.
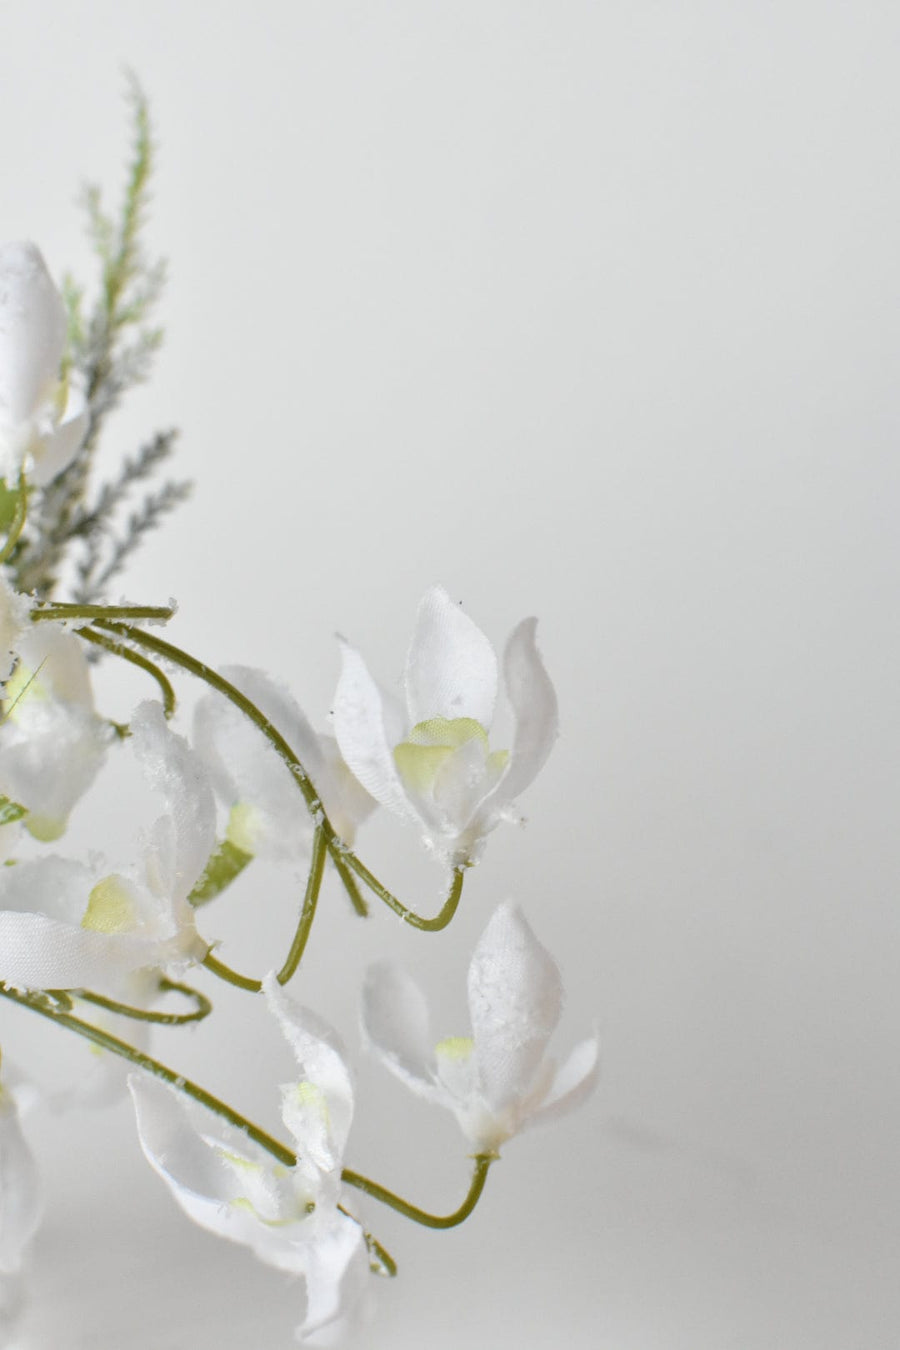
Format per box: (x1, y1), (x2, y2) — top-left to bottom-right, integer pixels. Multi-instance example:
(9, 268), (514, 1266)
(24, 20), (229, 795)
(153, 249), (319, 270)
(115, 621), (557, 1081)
(275, 827), (326, 984)
(32, 601), (175, 624)
(329, 849), (369, 918)
(341, 1154), (495, 1229)
(0, 477), (28, 565)
(72, 977), (212, 1026)
(201, 950), (261, 994)
(200, 827), (327, 992)
(0, 980), (294, 1167)
(79, 624), (176, 716)
(342, 855), (466, 932)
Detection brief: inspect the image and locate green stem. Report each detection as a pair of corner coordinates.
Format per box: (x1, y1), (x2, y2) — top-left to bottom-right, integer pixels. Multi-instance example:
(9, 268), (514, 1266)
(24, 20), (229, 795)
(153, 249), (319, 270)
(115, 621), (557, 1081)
(343, 855), (466, 932)
(201, 827), (328, 993)
(201, 951), (261, 994)
(33, 601), (175, 624)
(330, 850), (369, 918)
(276, 827), (326, 984)
(342, 1154), (495, 1229)
(72, 977), (212, 1026)
(0, 981), (295, 1167)
(0, 477), (28, 565)
(79, 624), (176, 716)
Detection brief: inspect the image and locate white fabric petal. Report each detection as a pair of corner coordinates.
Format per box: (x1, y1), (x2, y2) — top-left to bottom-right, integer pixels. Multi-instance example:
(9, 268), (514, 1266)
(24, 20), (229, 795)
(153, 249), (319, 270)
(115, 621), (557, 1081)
(403, 585), (498, 728)
(0, 578), (29, 684)
(491, 616), (558, 806)
(0, 624), (109, 833)
(29, 386), (89, 486)
(361, 960), (440, 1099)
(0, 1082), (41, 1273)
(0, 242), (66, 429)
(528, 1036), (600, 1129)
(130, 701), (216, 903)
(130, 1075), (276, 1226)
(0, 909), (157, 990)
(194, 666), (319, 860)
(332, 640), (414, 820)
(0, 854), (94, 926)
(264, 976), (354, 1165)
(299, 1209), (370, 1346)
(468, 903), (562, 1114)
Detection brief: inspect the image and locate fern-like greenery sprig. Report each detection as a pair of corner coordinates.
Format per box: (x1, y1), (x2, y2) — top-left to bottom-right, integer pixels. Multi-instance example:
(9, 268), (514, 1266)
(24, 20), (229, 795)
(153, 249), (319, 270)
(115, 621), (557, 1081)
(10, 76), (190, 600)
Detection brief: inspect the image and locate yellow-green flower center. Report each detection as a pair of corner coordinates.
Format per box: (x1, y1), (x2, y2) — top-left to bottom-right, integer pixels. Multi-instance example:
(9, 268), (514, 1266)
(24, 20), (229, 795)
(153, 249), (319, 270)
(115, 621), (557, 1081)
(393, 717), (508, 795)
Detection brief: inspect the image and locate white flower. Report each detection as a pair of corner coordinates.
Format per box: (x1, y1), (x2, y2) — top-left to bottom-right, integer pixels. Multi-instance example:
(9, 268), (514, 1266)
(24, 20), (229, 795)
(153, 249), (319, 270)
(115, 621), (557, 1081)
(193, 665), (374, 859)
(362, 901), (598, 1153)
(0, 618), (111, 840)
(0, 578), (29, 687)
(0, 701), (214, 991)
(129, 976), (370, 1346)
(0, 1068), (41, 1275)
(0, 242), (89, 487)
(333, 585), (558, 864)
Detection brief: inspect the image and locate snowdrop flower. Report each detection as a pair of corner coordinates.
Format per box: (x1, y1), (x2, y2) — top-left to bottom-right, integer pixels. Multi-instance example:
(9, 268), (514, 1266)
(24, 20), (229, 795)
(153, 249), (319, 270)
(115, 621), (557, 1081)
(363, 901), (598, 1153)
(0, 241), (89, 487)
(194, 665), (374, 860)
(130, 976), (370, 1346)
(0, 1065), (41, 1276)
(333, 585), (557, 865)
(0, 617), (111, 840)
(0, 701), (214, 991)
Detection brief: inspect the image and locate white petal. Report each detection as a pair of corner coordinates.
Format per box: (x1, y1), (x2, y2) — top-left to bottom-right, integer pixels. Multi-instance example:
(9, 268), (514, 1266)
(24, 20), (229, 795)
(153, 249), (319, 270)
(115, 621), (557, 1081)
(0, 578), (29, 684)
(0, 625), (109, 833)
(130, 1075), (269, 1225)
(0, 909), (155, 990)
(0, 854), (93, 925)
(0, 1086), (40, 1274)
(194, 666), (318, 861)
(403, 585), (498, 728)
(528, 1036), (600, 1129)
(264, 976), (354, 1165)
(486, 617), (558, 812)
(298, 1209), (370, 1345)
(313, 734), (376, 845)
(0, 242), (66, 428)
(130, 701), (216, 902)
(29, 391), (89, 486)
(332, 640), (414, 819)
(361, 962), (442, 1101)
(468, 903), (562, 1114)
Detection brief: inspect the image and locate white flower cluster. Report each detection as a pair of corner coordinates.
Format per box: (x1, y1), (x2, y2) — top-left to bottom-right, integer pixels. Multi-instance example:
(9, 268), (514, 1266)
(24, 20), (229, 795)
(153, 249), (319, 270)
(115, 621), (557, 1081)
(0, 239), (597, 1345)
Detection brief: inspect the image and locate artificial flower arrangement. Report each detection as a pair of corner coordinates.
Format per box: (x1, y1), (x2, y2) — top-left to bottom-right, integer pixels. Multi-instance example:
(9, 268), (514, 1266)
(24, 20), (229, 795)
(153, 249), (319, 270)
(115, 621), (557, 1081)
(0, 85), (597, 1345)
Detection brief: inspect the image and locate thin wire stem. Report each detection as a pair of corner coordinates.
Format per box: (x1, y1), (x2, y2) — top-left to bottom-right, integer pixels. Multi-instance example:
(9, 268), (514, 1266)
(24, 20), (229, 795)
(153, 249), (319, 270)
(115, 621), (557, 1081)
(200, 827), (328, 992)
(79, 624), (176, 716)
(329, 849), (369, 918)
(72, 977), (212, 1025)
(341, 1154), (495, 1229)
(0, 478), (28, 565)
(343, 855), (466, 932)
(32, 601), (175, 624)
(276, 827), (326, 984)
(201, 951), (261, 994)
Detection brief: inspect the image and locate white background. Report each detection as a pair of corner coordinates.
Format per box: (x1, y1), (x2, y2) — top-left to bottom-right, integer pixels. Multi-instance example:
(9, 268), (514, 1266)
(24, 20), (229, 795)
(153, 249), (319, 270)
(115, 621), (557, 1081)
(1, 2), (899, 1347)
